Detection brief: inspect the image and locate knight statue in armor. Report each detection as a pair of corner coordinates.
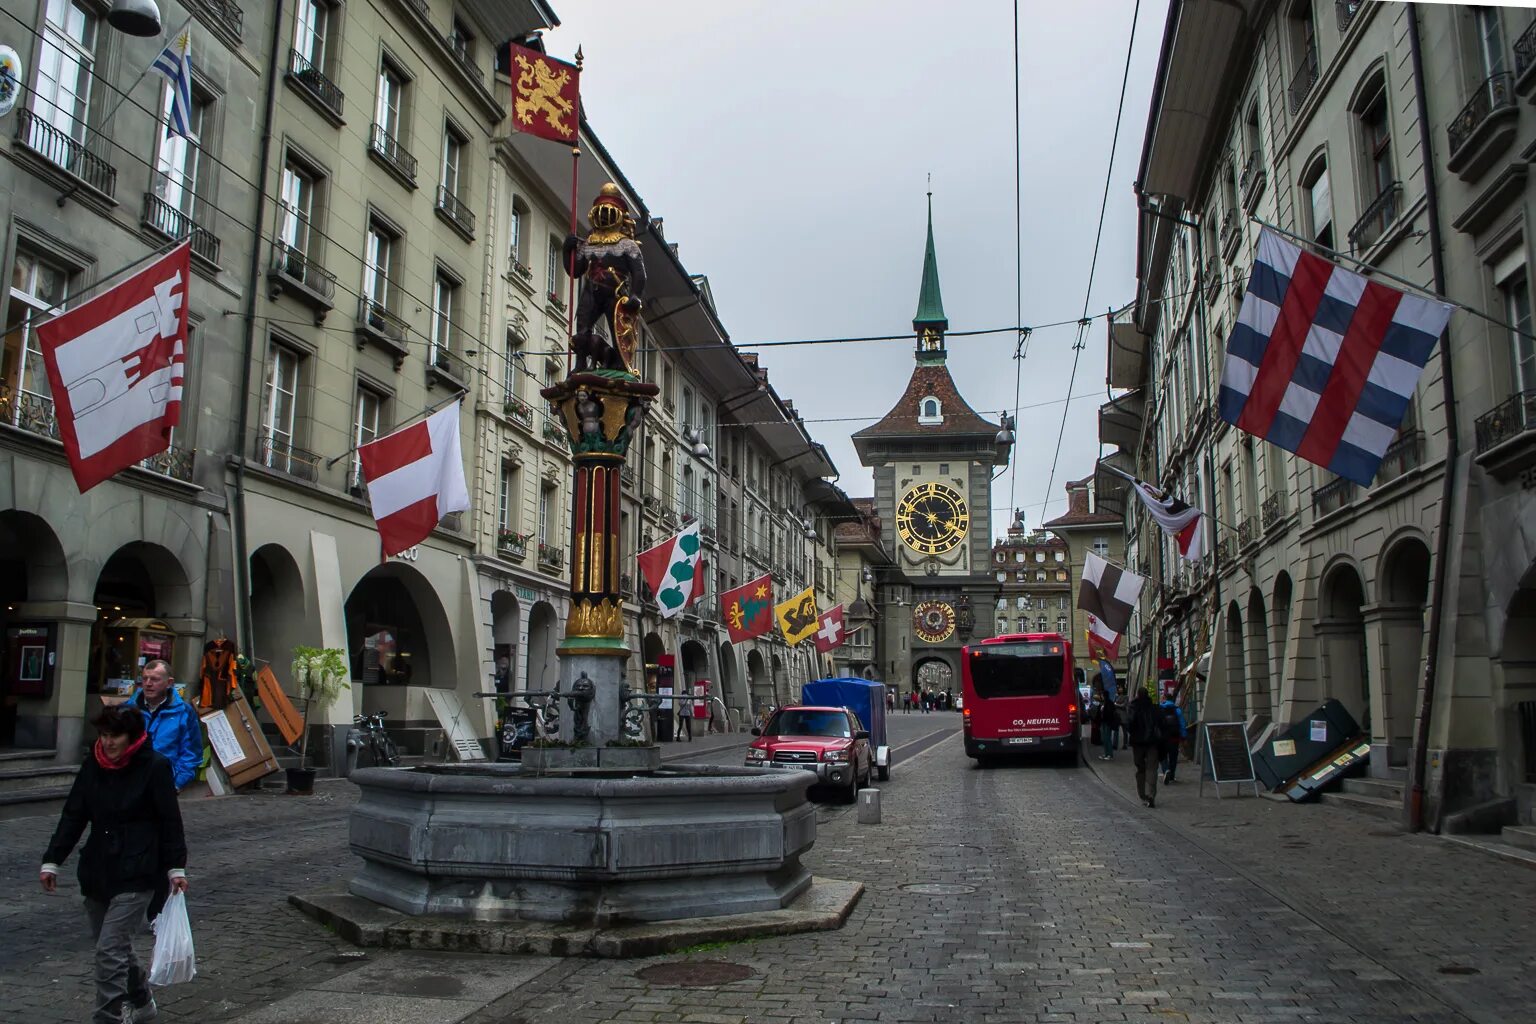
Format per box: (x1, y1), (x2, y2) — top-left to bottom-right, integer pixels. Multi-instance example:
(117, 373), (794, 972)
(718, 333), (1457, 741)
(563, 183), (646, 375)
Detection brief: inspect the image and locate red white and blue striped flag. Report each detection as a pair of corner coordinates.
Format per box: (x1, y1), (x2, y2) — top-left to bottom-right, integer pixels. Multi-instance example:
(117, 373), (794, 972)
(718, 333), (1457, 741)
(1218, 228), (1453, 486)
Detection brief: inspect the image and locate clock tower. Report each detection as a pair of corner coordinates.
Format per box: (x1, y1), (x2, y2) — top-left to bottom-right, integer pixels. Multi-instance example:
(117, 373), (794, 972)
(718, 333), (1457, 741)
(853, 197), (1012, 695)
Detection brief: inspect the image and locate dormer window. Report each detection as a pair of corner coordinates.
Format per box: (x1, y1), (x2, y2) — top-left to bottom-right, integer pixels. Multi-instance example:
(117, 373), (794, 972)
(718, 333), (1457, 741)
(918, 396), (942, 425)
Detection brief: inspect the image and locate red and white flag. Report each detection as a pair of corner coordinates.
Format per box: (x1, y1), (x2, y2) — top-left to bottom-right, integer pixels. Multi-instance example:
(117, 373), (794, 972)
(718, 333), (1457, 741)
(1085, 615), (1121, 662)
(358, 402), (470, 557)
(38, 242), (190, 493)
(814, 604), (846, 653)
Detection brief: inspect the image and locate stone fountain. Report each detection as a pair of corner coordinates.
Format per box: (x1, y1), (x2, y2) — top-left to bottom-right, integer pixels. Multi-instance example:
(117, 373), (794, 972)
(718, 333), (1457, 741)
(292, 185), (861, 957)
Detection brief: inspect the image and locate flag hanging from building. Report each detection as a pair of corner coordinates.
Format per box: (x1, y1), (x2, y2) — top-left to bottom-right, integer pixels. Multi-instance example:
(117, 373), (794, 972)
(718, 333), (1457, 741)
(1077, 553), (1143, 638)
(637, 522), (703, 619)
(775, 585), (820, 645)
(721, 574), (774, 643)
(1218, 227), (1453, 486)
(38, 242), (190, 494)
(1085, 620), (1120, 663)
(358, 402), (471, 557)
(507, 42), (580, 143)
(149, 25), (195, 140)
(814, 605), (846, 653)
(1128, 478), (1204, 561)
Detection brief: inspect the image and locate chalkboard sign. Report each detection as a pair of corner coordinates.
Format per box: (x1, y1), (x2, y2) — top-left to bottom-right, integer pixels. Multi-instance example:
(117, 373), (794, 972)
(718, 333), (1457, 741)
(1198, 721), (1260, 798)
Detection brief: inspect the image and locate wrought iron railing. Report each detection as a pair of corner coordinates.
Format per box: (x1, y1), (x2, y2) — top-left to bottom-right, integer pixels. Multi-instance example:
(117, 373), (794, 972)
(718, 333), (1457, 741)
(16, 108), (116, 198)
(1517, 18), (1536, 82)
(1261, 491), (1286, 531)
(621, 465), (637, 489)
(140, 443), (194, 482)
(1335, 0), (1362, 33)
(401, 0), (429, 20)
(1220, 207), (1242, 259)
(271, 238), (336, 302)
(357, 296), (408, 344)
(1348, 180), (1401, 252)
(497, 529), (529, 559)
(1376, 429), (1423, 483)
(1238, 515), (1257, 548)
(256, 434), (319, 482)
(436, 185), (476, 236)
(286, 48), (345, 117)
(446, 34), (483, 84)
(1216, 533), (1235, 564)
(1474, 389), (1536, 454)
(548, 291), (568, 313)
(542, 419), (568, 447)
(503, 397), (534, 428)
(1239, 149), (1266, 211)
(142, 193), (222, 266)
(1204, 255), (1220, 302)
(537, 542), (564, 569)
(1288, 46), (1319, 114)
(13, 390), (59, 440)
(193, 0), (243, 40)
(369, 123), (417, 183)
(429, 343), (471, 383)
(1448, 72), (1514, 160)
(1313, 476), (1357, 517)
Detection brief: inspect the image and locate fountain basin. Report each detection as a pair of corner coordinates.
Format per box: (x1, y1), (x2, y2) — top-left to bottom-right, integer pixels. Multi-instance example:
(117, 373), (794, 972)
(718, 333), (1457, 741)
(344, 763), (817, 926)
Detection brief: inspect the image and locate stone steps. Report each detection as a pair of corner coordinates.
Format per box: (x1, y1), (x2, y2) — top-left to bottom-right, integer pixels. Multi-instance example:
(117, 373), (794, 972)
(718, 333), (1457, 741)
(1499, 824), (1536, 853)
(1440, 832), (1536, 871)
(1318, 789), (1401, 822)
(0, 750), (78, 818)
(1340, 775), (1405, 802)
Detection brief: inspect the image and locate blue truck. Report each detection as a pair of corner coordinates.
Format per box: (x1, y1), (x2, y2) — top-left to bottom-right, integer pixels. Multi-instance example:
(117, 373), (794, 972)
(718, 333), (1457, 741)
(802, 677), (891, 781)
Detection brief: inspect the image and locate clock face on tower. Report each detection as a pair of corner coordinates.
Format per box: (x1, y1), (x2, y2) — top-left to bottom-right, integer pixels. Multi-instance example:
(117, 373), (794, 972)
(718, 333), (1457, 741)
(896, 483), (970, 555)
(913, 601), (957, 643)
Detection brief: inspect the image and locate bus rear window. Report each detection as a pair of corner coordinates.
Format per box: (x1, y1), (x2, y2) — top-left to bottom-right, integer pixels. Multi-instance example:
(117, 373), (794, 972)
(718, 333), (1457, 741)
(970, 643), (1066, 698)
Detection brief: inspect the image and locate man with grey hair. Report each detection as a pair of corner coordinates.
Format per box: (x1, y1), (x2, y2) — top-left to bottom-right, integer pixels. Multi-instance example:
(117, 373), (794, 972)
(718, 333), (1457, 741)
(131, 660), (203, 793)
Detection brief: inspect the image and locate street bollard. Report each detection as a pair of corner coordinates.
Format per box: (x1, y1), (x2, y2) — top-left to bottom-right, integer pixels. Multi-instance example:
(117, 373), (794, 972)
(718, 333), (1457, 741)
(857, 788), (881, 824)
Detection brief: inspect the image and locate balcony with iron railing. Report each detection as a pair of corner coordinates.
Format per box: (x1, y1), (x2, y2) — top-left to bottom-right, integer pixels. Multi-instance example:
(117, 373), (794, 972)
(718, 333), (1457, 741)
(1313, 476), (1357, 518)
(1239, 149), (1266, 212)
(1238, 515), (1257, 549)
(435, 184), (476, 239)
(1203, 255), (1221, 303)
(368, 123), (417, 188)
(537, 542), (564, 572)
(1447, 73), (1516, 180)
(139, 443), (195, 483)
(541, 418), (569, 449)
(192, 0), (244, 42)
(1375, 429), (1424, 484)
(1288, 46), (1319, 115)
(497, 528), (530, 561)
(1261, 491), (1286, 532)
(446, 34), (483, 85)
(1474, 389), (1536, 481)
(1347, 181), (1402, 253)
(256, 433), (319, 482)
(1220, 207), (1242, 262)
(428, 337), (471, 389)
(1517, 18), (1536, 93)
(502, 395), (534, 429)
(268, 234), (337, 317)
(15, 108), (116, 199)
(141, 193), (221, 268)
(9, 390), (59, 441)
(285, 48), (345, 123)
(355, 296), (410, 366)
(620, 464), (637, 490)
(1335, 0), (1362, 33)
(1216, 532), (1235, 565)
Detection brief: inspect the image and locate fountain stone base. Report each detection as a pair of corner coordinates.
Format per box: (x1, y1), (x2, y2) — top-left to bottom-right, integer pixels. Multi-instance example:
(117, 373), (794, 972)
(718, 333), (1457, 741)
(340, 763), (819, 926)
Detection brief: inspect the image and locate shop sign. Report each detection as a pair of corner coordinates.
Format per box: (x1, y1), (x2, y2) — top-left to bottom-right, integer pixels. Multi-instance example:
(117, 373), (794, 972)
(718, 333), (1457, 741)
(391, 546), (420, 562)
(515, 585), (537, 601)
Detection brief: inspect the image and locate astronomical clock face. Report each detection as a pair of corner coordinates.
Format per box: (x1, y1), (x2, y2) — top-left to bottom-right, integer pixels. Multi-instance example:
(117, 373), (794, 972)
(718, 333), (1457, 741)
(913, 601), (957, 644)
(896, 483), (970, 555)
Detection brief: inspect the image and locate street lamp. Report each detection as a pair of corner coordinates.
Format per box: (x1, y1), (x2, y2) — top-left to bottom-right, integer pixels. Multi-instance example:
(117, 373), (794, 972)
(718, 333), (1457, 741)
(681, 425), (710, 459)
(995, 412), (1016, 446)
(108, 0), (163, 35)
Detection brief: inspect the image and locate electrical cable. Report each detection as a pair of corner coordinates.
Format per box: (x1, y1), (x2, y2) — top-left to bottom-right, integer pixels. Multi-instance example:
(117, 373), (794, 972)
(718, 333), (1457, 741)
(1008, 0), (1024, 524)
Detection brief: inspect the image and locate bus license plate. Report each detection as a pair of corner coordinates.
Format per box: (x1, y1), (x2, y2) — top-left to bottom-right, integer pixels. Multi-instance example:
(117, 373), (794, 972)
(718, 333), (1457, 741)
(1005, 736), (1038, 745)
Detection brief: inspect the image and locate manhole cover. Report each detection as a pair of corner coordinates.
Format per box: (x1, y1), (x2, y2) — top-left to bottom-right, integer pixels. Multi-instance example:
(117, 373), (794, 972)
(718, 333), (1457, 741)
(1438, 965), (1480, 976)
(900, 882), (976, 895)
(635, 961), (756, 987)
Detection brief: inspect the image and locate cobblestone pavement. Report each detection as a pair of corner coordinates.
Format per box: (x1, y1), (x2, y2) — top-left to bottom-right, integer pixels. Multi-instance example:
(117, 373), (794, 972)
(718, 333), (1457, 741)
(3, 714), (1531, 1023)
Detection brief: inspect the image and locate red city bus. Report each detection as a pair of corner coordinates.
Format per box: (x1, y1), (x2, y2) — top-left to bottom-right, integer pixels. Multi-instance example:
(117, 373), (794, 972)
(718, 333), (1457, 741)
(961, 633), (1081, 764)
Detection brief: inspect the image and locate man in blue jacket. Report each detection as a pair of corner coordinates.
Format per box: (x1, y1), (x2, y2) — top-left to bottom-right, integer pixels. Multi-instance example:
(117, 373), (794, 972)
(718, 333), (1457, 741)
(132, 660), (204, 792)
(1158, 693), (1188, 785)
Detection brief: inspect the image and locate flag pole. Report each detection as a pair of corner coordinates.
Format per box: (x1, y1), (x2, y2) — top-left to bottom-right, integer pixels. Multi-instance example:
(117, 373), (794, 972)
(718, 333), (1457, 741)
(324, 389), (466, 468)
(565, 46), (583, 377)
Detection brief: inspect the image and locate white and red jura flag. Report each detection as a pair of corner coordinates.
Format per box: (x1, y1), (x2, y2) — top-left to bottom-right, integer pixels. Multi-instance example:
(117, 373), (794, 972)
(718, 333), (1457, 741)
(814, 604), (847, 654)
(358, 402), (471, 557)
(38, 242), (190, 493)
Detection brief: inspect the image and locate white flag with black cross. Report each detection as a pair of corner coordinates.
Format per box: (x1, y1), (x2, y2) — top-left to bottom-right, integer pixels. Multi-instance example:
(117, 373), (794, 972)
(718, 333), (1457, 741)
(1077, 552), (1145, 638)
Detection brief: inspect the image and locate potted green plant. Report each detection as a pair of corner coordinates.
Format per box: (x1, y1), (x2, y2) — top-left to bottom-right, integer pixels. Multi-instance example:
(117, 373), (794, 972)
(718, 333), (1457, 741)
(287, 645), (349, 794)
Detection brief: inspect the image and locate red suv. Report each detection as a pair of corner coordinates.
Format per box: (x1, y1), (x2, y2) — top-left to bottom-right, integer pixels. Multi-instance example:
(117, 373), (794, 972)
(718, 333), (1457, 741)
(745, 705), (872, 802)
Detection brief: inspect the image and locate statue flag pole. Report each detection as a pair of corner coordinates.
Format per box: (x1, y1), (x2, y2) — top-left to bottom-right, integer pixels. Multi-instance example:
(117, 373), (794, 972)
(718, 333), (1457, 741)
(566, 45), (584, 375)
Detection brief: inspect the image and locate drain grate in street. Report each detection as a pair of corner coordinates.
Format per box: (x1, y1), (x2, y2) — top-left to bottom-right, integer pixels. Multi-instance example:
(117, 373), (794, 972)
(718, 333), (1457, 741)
(901, 882), (976, 895)
(636, 961), (757, 987)
(1437, 965), (1480, 976)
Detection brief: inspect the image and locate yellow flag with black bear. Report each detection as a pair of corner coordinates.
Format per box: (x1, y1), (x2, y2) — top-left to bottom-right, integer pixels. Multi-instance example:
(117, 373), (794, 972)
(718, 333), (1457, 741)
(775, 585), (819, 645)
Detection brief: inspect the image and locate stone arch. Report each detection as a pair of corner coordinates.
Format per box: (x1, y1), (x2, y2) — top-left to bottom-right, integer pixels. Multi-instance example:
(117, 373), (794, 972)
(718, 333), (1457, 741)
(345, 560), (457, 696)
(491, 590), (520, 695)
(746, 647), (770, 712)
(0, 509), (69, 603)
(525, 601), (560, 696)
(914, 656), (954, 695)
(1500, 579), (1536, 789)
(249, 542), (307, 668)
(0, 511), (70, 747)
(1246, 587), (1273, 723)
(717, 640), (740, 716)
(1225, 600), (1248, 720)
(1317, 559), (1371, 734)
(771, 652), (787, 706)
(1376, 534), (1431, 763)
(95, 541), (194, 620)
(1272, 571), (1294, 693)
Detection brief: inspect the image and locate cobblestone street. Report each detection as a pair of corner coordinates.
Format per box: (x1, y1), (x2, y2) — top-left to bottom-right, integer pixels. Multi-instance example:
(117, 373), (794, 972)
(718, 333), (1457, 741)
(4, 716), (1533, 1023)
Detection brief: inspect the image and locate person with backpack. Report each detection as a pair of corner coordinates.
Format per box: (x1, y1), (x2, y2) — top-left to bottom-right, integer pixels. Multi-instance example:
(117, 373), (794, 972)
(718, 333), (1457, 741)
(1097, 697), (1119, 761)
(1126, 687), (1164, 807)
(1158, 694), (1188, 784)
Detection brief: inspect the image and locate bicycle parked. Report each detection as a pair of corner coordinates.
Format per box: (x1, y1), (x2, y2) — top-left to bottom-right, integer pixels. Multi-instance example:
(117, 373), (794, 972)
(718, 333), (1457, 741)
(349, 710), (400, 768)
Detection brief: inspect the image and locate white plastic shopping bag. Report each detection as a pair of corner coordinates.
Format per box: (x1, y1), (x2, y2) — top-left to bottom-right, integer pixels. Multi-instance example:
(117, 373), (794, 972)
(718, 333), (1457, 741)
(149, 891), (197, 986)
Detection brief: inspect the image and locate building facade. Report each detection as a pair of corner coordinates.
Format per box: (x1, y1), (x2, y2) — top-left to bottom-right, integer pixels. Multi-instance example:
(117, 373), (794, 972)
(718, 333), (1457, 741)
(1112, 0), (1536, 828)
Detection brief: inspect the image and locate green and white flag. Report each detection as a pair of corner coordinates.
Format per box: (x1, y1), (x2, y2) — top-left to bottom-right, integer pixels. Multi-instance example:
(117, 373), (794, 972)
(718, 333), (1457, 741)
(637, 522), (704, 618)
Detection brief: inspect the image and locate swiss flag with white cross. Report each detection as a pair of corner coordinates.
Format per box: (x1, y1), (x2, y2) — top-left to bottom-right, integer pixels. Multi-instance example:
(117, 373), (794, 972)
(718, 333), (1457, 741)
(814, 604), (846, 653)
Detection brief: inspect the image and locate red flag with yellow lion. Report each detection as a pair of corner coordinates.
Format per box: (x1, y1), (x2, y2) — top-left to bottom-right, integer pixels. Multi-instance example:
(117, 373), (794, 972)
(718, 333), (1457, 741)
(507, 42), (580, 143)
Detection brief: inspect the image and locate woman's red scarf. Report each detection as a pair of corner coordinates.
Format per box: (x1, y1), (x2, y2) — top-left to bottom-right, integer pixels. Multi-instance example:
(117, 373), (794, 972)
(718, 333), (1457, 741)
(94, 734), (148, 771)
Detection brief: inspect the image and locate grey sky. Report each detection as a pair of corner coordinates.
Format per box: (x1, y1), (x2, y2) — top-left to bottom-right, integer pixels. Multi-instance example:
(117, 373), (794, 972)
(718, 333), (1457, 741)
(545, 0), (1169, 536)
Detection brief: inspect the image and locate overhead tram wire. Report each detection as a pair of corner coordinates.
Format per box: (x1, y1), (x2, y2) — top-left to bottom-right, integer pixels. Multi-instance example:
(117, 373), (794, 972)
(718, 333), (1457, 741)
(1009, 0), (1025, 520)
(1039, 0), (1141, 522)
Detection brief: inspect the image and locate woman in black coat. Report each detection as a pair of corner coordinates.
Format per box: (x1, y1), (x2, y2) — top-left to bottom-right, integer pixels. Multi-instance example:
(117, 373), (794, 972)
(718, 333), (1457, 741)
(40, 704), (189, 1024)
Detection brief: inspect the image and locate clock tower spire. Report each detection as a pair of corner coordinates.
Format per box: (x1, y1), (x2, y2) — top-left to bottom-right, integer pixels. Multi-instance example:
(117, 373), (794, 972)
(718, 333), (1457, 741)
(914, 190), (948, 361)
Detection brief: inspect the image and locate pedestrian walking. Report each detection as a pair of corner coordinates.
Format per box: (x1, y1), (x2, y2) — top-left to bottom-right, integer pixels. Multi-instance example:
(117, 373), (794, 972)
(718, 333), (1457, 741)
(40, 703), (189, 1024)
(1127, 688), (1164, 807)
(130, 660), (203, 793)
(1159, 695), (1188, 784)
(676, 694), (694, 741)
(1097, 698), (1119, 760)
